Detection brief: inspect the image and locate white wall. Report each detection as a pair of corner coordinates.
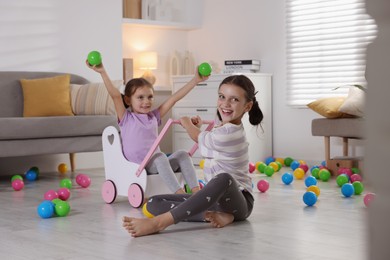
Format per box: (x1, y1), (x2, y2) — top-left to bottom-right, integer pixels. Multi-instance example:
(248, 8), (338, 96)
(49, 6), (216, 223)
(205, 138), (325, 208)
(0, 0), (123, 174)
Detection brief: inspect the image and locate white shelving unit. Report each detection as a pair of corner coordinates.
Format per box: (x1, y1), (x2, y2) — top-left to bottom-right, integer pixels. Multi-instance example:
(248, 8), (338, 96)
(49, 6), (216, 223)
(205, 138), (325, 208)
(171, 73), (273, 164)
(122, 0), (202, 30)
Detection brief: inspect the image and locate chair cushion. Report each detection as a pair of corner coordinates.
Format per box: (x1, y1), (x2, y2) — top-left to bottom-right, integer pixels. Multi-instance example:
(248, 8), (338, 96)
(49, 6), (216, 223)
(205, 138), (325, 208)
(311, 118), (365, 139)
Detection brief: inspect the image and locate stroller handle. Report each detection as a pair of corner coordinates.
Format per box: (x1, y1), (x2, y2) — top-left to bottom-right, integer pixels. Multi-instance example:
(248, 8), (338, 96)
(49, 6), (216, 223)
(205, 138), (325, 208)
(136, 118), (215, 177)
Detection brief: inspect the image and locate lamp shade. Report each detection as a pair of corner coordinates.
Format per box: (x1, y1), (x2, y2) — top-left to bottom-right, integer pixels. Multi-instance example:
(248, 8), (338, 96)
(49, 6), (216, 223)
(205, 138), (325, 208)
(137, 51), (158, 70)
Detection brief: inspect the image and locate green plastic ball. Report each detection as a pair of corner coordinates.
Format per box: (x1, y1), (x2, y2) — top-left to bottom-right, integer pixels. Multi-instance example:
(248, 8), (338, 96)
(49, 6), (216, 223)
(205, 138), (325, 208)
(198, 62), (212, 76)
(11, 174), (23, 182)
(351, 167), (360, 174)
(284, 157), (293, 167)
(311, 168), (320, 179)
(319, 169), (331, 182)
(336, 174), (349, 187)
(257, 162), (267, 173)
(87, 51), (102, 66)
(264, 166), (275, 177)
(352, 181), (364, 195)
(60, 178), (72, 189)
(54, 200), (70, 217)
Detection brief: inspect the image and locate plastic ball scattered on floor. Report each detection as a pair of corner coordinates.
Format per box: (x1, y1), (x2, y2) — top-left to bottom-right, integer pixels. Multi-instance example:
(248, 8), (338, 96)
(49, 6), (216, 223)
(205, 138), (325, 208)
(58, 163), (68, 174)
(304, 176), (317, 187)
(350, 174), (362, 183)
(290, 160), (300, 171)
(363, 193), (376, 207)
(142, 203), (154, 218)
(352, 181), (364, 195)
(336, 174), (349, 187)
(44, 189), (59, 201)
(281, 172), (293, 185)
(12, 179), (24, 191)
(341, 183), (355, 197)
(37, 200), (55, 219)
(265, 156), (275, 165)
(303, 191), (317, 206)
(257, 162), (267, 173)
(11, 174), (23, 182)
(54, 200), (71, 217)
(268, 162), (279, 172)
(311, 167), (320, 179)
(257, 179), (270, 192)
(249, 162), (255, 173)
(319, 169), (331, 182)
(307, 185), (321, 197)
(284, 157), (294, 167)
(57, 187), (71, 201)
(264, 166), (275, 177)
(60, 178), (72, 189)
(25, 169), (38, 181)
(76, 174), (91, 188)
(293, 168), (305, 180)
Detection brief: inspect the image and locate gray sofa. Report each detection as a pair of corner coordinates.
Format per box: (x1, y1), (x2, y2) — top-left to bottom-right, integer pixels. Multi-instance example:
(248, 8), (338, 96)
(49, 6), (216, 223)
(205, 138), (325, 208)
(0, 71), (118, 171)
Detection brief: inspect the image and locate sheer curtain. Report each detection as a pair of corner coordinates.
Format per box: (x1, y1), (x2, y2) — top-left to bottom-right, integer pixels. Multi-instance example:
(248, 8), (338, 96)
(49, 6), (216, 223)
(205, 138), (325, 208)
(286, 0), (377, 107)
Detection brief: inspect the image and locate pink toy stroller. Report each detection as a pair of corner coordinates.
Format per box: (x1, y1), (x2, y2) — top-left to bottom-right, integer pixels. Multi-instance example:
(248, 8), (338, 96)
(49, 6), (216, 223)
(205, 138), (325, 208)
(101, 118), (214, 208)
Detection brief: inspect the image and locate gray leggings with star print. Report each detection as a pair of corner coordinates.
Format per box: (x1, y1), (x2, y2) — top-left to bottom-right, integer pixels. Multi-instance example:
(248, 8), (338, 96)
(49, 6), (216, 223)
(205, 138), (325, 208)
(145, 172), (254, 224)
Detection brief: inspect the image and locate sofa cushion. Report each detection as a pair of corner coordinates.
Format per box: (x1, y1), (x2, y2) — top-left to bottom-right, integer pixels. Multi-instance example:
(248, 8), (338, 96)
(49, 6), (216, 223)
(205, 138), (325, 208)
(70, 80), (122, 115)
(20, 74), (74, 117)
(311, 118), (365, 139)
(0, 71), (89, 118)
(0, 116), (118, 140)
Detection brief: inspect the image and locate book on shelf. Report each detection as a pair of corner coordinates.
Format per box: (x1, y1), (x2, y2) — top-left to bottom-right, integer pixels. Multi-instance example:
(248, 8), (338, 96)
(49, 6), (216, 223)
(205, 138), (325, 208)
(224, 59), (261, 65)
(224, 64), (260, 71)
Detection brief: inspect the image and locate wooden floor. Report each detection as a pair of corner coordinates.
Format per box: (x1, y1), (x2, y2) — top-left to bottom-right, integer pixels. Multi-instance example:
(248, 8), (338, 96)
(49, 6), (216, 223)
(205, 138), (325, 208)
(0, 167), (369, 260)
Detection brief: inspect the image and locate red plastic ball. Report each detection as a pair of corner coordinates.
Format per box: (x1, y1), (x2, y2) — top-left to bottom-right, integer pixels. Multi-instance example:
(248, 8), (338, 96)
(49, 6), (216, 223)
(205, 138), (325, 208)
(76, 174), (91, 188)
(12, 179), (24, 191)
(44, 189), (59, 201)
(249, 162), (256, 173)
(57, 187), (71, 201)
(299, 164), (309, 173)
(364, 193), (376, 207)
(350, 173), (362, 183)
(257, 179), (269, 192)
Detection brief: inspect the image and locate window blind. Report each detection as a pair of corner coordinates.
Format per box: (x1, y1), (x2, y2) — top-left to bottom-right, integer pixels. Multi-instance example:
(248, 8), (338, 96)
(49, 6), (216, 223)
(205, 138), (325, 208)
(286, 0), (377, 107)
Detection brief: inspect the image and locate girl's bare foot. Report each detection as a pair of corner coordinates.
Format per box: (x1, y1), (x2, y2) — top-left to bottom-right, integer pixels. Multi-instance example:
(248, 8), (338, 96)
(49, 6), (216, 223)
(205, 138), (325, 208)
(122, 212), (174, 237)
(205, 211), (234, 228)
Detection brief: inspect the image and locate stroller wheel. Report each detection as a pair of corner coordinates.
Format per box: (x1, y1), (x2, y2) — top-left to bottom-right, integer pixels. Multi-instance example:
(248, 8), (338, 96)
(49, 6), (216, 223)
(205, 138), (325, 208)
(101, 180), (117, 204)
(128, 183), (144, 208)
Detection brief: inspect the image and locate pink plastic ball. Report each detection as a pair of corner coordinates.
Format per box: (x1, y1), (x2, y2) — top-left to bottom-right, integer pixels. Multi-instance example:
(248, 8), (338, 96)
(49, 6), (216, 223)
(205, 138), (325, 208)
(299, 164), (309, 173)
(76, 174), (91, 188)
(44, 189), (59, 201)
(249, 162), (256, 173)
(364, 193), (376, 207)
(57, 187), (71, 201)
(338, 167), (353, 177)
(257, 179), (269, 193)
(350, 173), (362, 183)
(12, 179), (24, 191)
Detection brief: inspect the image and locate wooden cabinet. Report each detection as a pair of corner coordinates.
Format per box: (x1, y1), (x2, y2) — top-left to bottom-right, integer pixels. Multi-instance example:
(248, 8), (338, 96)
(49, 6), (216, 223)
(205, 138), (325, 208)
(172, 73), (273, 164)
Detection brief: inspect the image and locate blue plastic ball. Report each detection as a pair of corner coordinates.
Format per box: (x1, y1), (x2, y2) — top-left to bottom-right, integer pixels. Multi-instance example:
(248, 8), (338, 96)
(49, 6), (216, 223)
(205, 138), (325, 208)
(37, 200), (55, 219)
(341, 183), (355, 197)
(304, 176), (317, 187)
(281, 172), (293, 185)
(25, 170), (38, 181)
(290, 160), (300, 170)
(321, 160), (326, 167)
(303, 191), (317, 206)
(265, 156), (275, 165)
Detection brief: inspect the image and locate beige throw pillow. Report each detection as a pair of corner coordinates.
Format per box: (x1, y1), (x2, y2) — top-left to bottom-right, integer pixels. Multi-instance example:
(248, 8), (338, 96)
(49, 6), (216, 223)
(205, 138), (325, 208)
(338, 86), (365, 117)
(307, 97), (353, 118)
(70, 80), (123, 115)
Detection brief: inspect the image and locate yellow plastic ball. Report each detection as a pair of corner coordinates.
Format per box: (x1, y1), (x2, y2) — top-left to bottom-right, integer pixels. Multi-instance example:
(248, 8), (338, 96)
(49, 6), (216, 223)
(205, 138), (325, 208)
(199, 159), (205, 169)
(307, 185), (321, 197)
(142, 203), (154, 218)
(293, 168), (305, 179)
(58, 163), (68, 174)
(269, 162), (279, 172)
(299, 160), (307, 165)
(275, 157), (284, 166)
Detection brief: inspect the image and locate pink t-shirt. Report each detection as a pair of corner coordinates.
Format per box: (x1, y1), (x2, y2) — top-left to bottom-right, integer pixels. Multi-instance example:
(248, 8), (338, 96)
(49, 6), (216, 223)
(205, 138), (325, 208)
(118, 109), (161, 163)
